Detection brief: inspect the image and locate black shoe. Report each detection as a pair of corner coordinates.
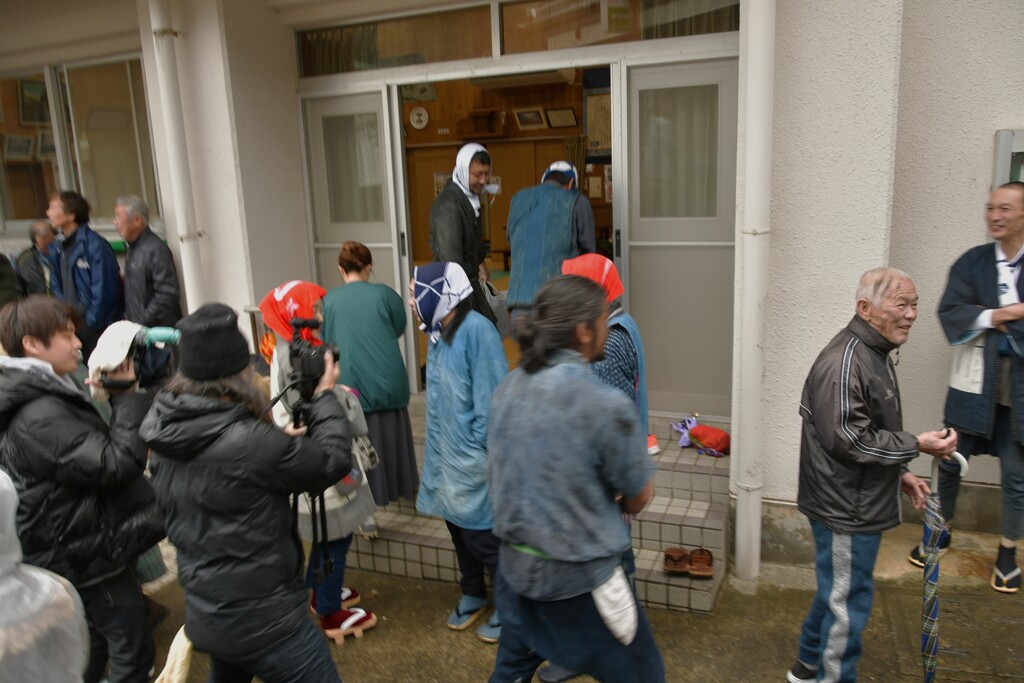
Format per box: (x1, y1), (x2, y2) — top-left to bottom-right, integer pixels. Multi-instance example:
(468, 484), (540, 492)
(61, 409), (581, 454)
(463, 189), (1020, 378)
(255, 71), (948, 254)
(991, 545), (1021, 593)
(908, 529), (951, 568)
(787, 659), (817, 683)
(537, 662), (579, 683)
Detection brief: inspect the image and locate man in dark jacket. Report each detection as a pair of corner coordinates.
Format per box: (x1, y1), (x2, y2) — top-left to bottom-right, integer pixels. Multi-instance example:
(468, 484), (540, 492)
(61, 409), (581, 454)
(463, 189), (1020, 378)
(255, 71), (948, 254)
(786, 268), (957, 683)
(114, 194), (182, 328)
(0, 295), (163, 683)
(15, 219), (57, 297)
(911, 181), (1024, 594)
(429, 142), (498, 326)
(48, 191), (123, 361)
(141, 303), (352, 683)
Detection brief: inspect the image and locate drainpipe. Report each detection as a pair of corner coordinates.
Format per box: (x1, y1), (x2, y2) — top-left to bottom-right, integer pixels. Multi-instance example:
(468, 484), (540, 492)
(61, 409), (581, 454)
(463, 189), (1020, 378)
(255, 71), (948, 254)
(149, 0), (205, 310)
(734, 0), (776, 581)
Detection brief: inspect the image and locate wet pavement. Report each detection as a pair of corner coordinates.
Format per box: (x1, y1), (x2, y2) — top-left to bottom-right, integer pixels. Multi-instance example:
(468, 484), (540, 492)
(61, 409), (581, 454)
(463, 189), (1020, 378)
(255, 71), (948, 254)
(146, 523), (1022, 682)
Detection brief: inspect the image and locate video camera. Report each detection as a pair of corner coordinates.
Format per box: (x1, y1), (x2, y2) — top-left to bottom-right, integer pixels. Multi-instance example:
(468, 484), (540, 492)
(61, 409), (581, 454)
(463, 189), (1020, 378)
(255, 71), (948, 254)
(100, 326), (180, 390)
(288, 317), (339, 403)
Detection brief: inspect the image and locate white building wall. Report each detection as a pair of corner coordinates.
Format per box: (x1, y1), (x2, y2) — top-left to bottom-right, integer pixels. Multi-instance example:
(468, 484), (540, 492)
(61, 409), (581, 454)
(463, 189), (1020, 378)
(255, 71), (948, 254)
(891, 0), (1024, 488)
(757, 0), (906, 504)
(220, 0), (312, 301)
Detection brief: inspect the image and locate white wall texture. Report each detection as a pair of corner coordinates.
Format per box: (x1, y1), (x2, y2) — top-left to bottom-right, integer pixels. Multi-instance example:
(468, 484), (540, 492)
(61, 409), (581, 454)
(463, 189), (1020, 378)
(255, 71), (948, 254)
(890, 0), (1024, 488)
(221, 0), (312, 302)
(758, 0), (906, 503)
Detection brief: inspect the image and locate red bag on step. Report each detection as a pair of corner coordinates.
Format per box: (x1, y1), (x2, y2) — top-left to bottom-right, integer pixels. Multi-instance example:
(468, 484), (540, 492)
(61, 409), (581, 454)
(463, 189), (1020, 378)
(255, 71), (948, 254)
(688, 425), (730, 456)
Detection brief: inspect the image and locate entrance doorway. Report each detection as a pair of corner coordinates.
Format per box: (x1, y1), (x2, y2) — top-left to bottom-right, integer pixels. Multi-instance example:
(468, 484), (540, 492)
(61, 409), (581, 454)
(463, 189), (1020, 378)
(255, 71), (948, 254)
(302, 57), (737, 417)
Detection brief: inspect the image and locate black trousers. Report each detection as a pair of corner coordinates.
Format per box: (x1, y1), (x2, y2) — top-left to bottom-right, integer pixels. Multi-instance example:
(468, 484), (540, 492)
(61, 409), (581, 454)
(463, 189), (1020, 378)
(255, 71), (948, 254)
(78, 569), (155, 683)
(445, 520), (500, 598)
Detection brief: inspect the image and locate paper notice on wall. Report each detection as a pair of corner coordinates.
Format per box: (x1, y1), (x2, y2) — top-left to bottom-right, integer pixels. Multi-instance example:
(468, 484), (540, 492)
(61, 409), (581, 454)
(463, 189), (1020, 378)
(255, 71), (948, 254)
(604, 165), (613, 203)
(601, 0), (630, 34)
(588, 176), (602, 199)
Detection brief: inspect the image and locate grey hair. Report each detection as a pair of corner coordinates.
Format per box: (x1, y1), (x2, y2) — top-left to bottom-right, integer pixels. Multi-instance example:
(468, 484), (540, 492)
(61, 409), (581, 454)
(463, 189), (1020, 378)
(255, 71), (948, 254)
(28, 219), (51, 242)
(856, 267), (913, 308)
(115, 194), (149, 224)
(164, 365), (266, 419)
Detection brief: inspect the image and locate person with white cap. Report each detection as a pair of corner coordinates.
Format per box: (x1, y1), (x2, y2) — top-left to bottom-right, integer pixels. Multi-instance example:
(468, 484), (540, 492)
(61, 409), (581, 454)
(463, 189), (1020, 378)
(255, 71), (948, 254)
(505, 160), (596, 316)
(429, 142), (499, 326)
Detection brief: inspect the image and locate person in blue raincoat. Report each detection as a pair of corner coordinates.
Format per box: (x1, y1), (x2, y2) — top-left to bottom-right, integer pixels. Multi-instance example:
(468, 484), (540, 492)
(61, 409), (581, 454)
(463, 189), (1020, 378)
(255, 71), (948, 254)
(411, 261), (508, 644)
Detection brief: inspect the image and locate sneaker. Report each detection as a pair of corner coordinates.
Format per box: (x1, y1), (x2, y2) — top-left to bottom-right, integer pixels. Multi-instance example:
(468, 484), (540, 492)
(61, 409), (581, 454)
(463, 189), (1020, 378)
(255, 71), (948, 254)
(786, 659), (817, 683)
(357, 513), (379, 540)
(908, 529), (951, 568)
(647, 434), (661, 455)
(537, 662), (580, 682)
(447, 594), (487, 630)
(991, 545), (1021, 594)
(321, 607), (377, 643)
(476, 610), (501, 644)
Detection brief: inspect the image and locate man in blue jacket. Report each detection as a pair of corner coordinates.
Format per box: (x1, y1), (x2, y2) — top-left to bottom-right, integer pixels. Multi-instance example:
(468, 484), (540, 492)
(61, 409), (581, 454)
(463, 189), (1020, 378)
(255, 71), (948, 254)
(48, 191), (122, 361)
(910, 181), (1024, 594)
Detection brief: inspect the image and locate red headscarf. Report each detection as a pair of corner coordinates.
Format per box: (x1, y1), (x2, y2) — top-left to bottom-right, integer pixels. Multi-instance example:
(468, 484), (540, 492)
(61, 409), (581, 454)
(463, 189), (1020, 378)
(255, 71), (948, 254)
(561, 254), (624, 303)
(258, 280), (326, 344)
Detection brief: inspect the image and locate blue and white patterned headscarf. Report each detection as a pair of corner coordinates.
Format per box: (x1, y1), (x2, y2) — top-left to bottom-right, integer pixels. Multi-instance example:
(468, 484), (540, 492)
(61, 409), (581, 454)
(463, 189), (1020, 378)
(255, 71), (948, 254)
(413, 262), (473, 344)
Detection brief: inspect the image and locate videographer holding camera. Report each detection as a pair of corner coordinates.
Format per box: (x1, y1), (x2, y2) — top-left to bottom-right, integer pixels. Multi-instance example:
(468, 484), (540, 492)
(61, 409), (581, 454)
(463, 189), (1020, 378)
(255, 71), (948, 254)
(140, 302), (352, 683)
(259, 280), (378, 643)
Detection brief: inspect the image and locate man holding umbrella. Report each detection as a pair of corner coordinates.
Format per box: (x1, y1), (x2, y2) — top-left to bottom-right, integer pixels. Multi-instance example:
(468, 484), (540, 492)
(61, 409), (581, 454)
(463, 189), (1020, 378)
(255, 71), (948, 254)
(786, 267), (957, 683)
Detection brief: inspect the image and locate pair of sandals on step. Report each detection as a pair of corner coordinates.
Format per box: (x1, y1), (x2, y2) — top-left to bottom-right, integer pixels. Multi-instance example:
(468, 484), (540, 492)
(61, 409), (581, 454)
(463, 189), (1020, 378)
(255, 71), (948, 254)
(663, 547), (714, 577)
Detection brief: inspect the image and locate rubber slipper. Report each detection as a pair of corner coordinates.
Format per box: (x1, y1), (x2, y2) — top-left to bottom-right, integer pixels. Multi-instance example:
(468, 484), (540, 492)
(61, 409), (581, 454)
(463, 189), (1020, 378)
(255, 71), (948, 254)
(690, 547), (714, 578)
(663, 547), (690, 575)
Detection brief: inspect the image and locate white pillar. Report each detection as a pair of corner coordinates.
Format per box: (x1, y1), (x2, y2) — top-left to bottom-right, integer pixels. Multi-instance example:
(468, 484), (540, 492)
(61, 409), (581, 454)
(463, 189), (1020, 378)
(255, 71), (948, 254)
(149, 0), (205, 310)
(733, 0), (776, 581)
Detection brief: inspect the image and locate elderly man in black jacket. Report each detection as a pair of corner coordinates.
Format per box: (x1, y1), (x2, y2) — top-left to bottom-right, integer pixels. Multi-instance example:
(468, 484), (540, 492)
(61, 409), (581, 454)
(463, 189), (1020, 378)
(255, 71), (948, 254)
(0, 295), (164, 683)
(786, 268), (958, 683)
(141, 303), (352, 683)
(15, 219), (57, 297)
(114, 194), (182, 328)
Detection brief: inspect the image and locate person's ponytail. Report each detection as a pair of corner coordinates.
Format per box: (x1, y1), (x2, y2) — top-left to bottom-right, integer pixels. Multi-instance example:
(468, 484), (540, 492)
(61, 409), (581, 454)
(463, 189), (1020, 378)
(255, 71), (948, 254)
(514, 275), (606, 373)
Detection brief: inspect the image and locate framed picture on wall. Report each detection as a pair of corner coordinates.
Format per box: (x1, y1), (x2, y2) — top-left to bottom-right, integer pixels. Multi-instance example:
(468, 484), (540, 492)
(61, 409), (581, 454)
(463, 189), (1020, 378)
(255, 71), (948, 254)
(546, 108), (577, 129)
(513, 108), (547, 131)
(18, 78), (50, 126)
(3, 134), (35, 160)
(38, 130), (56, 159)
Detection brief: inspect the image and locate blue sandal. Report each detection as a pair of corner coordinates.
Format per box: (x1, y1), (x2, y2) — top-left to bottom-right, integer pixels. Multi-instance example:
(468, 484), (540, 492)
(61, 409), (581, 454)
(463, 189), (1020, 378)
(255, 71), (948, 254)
(447, 594), (487, 630)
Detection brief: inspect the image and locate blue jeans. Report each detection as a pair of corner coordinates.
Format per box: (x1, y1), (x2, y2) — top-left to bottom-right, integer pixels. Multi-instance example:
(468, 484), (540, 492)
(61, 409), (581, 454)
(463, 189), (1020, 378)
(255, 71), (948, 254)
(306, 535), (353, 614)
(940, 405), (1024, 540)
(79, 568), (154, 683)
(488, 560), (665, 683)
(207, 616), (341, 683)
(796, 520), (881, 683)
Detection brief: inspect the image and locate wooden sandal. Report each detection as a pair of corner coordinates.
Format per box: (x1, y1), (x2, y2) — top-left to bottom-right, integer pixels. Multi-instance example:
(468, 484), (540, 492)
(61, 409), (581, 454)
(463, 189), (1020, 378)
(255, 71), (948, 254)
(690, 548), (714, 579)
(663, 547), (690, 574)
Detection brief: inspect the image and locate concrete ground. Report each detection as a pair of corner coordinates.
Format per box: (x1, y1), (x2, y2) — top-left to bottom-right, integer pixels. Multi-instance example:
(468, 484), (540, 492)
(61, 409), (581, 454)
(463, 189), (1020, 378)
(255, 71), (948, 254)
(146, 523), (1022, 682)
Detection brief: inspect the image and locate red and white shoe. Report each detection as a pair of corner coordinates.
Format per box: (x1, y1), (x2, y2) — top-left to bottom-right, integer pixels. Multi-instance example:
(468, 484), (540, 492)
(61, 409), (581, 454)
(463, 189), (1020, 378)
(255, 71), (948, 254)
(647, 434), (661, 455)
(322, 607), (377, 644)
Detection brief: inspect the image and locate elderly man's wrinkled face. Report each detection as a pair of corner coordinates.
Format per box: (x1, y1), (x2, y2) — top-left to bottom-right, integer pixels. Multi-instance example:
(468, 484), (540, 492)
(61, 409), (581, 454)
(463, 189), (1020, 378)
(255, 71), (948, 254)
(862, 277), (918, 346)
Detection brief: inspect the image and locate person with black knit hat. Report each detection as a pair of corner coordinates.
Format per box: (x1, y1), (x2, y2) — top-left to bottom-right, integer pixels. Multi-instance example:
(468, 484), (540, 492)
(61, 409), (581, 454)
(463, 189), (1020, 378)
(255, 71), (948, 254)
(140, 302), (353, 683)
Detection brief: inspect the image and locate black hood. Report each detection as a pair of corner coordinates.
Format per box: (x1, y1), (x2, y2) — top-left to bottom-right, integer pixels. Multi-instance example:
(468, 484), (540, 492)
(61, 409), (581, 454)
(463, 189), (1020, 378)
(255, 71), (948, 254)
(140, 390), (252, 462)
(0, 364), (88, 432)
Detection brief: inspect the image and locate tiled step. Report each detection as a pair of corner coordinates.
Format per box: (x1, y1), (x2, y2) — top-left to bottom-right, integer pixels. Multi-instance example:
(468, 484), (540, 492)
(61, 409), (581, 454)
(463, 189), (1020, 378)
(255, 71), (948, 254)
(375, 393), (731, 612)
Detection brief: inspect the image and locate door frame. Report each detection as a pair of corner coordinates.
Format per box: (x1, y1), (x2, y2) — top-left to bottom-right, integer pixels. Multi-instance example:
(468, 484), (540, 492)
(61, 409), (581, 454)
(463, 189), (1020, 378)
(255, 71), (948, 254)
(297, 32), (740, 393)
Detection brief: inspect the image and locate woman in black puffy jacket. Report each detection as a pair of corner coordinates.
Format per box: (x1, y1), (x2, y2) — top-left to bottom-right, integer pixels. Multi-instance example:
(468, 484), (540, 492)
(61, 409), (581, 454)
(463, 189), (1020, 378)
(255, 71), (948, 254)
(140, 303), (353, 683)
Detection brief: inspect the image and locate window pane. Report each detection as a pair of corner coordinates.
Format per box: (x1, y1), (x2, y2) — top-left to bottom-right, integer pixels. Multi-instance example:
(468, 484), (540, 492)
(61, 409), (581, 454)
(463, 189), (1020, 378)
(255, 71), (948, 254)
(322, 113), (384, 226)
(299, 6), (491, 77)
(63, 60), (157, 219)
(502, 0), (739, 55)
(639, 84), (717, 218)
(0, 73), (60, 221)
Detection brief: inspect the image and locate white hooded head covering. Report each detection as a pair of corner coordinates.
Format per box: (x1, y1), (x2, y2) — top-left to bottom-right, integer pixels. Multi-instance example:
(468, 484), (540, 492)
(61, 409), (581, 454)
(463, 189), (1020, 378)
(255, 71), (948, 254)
(0, 470), (88, 682)
(452, 142), (489, 217)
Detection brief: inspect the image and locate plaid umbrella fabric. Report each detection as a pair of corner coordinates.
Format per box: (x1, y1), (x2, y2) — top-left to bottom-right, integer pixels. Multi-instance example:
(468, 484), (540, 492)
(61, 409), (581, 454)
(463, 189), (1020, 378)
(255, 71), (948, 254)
(921, 452), (968, 683)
